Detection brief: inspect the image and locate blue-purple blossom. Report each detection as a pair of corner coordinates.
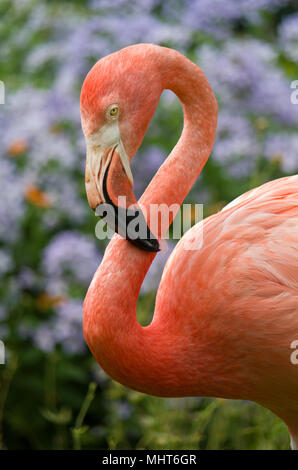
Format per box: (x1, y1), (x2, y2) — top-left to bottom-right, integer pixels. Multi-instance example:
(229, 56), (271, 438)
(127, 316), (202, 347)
(212, 112), (258, 177)
(29, 323), (57, 353)
(22, 299), (85, 354)
(0, 159), (25, 243)
(132, 146), (166, 198)
(52, 299), (85, 354)
(42, 231), (101, 295)
(141, 241), (176, 294)
(28, 132), (78, 173)
(198, 39), (298, 126)
(214, 112), (259, 162)
(1, 0), (298, 367)
(112, 401), (132, 420)
(182, 0), (284, 38)
(264, 133), (298, 173)
(3, 88), (54, 152)
(188, 185), (211, 206)
(0, 249), (12, 278)
(279, 13), (298, 62)
(18, 267), (38, 290)
(89, 0), (159, 13)
(34, 173), (86, 227)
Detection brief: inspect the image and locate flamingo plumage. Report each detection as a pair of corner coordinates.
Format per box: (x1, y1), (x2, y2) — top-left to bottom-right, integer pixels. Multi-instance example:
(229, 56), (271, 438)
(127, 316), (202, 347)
(80, 44), (298, 449)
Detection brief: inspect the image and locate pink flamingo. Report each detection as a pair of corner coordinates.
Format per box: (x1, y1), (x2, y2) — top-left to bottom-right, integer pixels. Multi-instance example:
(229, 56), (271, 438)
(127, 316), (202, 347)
(80, 44), (298, 449)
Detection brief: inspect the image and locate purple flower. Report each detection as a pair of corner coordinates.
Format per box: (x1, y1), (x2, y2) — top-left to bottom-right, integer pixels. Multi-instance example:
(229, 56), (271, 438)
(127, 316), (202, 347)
(198, 39), (298, 125)
(279, 13), (298, 62)
(214, 112), (259, 162)
(264, 133), (298, 173)
(90, 0), (158, 13)
(32, 173), (86, 227)
(141, 241), (176, 294)
(189, 185), (211, 205)
(183, 0), (284, 37)
(53, 300), (85, 354)
(42, 231), (101, 295)
(3, 88), (52, 151)
(0, 159), (24, 243)
(28, 132), (77, 173)
(131, 146), (166, 198)
(0, 249), (12, 278)
(18, 267), (38, 290)
(31, 324), (57, 353)
(227, 158), (256, 179)
(25, 43), (64, 70)
(21, 299), (85, 354)
(112, 401), (132, 419)
(212, 112), (258, 178)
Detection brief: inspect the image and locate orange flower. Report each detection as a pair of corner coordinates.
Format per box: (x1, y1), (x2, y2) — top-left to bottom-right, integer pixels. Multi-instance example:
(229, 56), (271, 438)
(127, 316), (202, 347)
(36, 293), (67, 311)
(25, 185), (52, 208)
(270, 154), (283, 166)
(208, 201), (226, 216)
(8, 139), (28, 157)
(254, 117), (269, 132)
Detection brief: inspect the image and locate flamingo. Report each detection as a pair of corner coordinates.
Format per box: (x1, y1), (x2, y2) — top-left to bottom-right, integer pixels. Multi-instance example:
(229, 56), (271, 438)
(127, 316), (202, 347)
(80, 44), (298, 449)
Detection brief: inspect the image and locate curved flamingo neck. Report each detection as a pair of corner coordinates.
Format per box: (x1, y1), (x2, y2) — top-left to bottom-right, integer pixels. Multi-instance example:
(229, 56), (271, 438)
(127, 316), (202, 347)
(141, 48), (217, 228)
(83, 49), (217, 396)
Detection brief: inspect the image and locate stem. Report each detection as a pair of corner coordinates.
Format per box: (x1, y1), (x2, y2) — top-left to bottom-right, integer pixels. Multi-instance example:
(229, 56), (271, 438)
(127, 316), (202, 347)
(0, 351), (18, 449)
(45, 352), (57, 411)
(72, 382), (97, 450)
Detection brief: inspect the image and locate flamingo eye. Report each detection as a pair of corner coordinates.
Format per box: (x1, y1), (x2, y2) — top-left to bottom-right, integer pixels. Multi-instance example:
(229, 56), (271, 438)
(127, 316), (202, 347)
(107, 104), (119, 119)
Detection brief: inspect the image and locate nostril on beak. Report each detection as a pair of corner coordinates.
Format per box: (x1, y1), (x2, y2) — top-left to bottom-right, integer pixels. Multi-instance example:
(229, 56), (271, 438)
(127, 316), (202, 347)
(85, 168), (91, 183)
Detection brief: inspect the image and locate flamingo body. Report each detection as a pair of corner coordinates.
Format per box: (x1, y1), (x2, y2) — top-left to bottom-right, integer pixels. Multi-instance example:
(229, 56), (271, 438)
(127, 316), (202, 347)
(157, 175), (298, 402)
(80, 44), (298, 448)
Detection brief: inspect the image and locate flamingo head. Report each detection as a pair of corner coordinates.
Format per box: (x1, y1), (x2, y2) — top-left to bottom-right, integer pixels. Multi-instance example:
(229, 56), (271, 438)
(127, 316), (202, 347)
(80, 45), (162, 252)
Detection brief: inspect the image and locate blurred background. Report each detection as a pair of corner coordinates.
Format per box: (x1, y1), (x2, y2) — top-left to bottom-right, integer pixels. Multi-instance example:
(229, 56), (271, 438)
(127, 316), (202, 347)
(0, 0), (298, 450)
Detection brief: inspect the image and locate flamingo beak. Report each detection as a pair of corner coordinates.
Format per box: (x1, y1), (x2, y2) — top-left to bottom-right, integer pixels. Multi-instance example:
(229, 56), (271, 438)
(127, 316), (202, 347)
(85, 137), (160, 252)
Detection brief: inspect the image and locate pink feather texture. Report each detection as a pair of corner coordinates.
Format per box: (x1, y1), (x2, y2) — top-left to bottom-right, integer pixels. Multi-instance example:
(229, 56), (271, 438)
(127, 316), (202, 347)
(80, 44), (298, 449)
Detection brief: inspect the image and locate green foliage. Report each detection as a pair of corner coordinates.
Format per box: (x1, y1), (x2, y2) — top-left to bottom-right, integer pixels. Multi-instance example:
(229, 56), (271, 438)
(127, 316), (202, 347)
(0, 0), (296, 450)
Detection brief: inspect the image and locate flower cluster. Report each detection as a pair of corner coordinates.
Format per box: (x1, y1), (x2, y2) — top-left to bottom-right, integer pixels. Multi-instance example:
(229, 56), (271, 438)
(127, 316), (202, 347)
(1, 0), (297, 356)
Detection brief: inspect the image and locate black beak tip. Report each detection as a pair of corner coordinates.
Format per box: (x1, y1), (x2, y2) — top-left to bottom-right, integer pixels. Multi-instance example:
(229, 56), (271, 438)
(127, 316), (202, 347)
(95, 201), (161, 252)
(130, 237), (160, 253)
